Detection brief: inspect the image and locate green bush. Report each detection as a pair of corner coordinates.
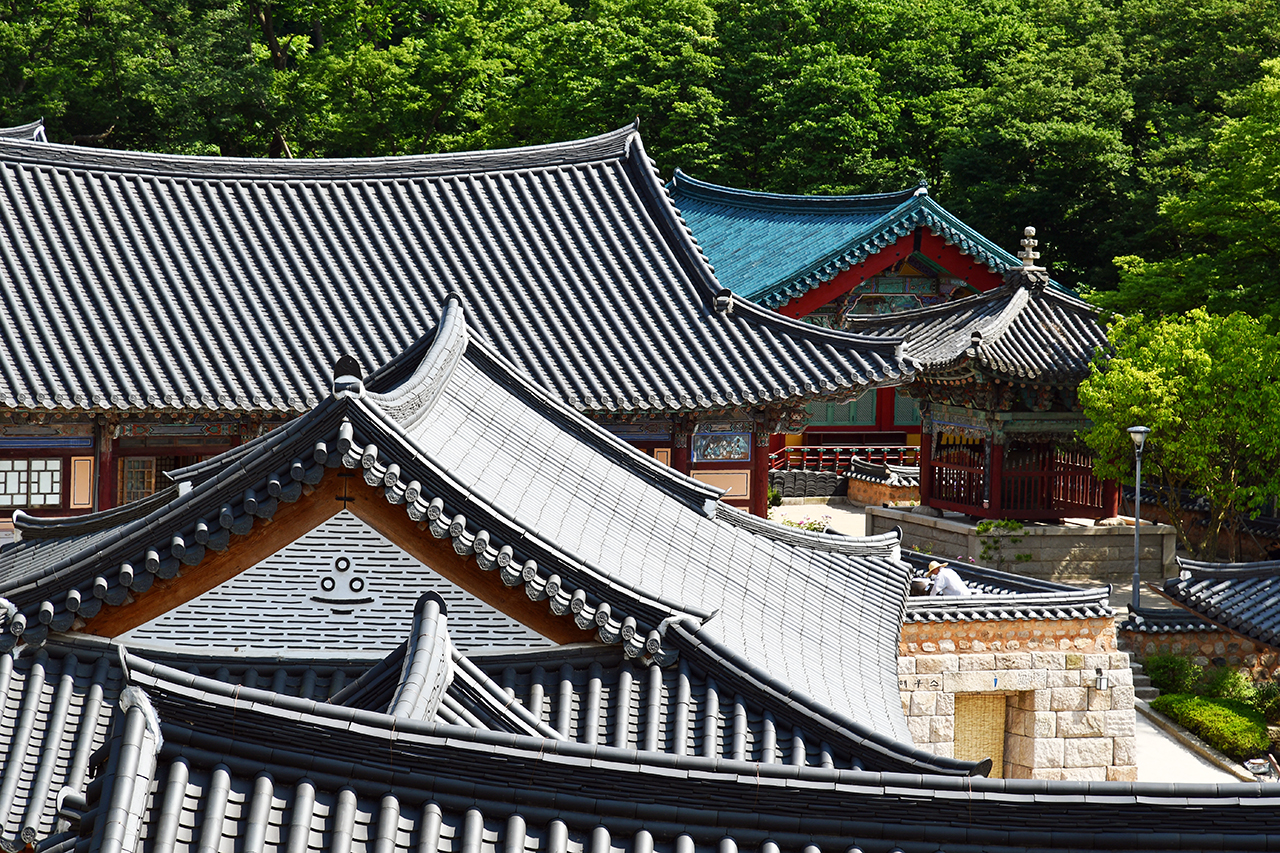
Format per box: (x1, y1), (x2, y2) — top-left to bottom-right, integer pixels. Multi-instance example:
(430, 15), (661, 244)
(1150, 693), (1271, 762)
(767, 486), (782, 508)
(1144, 654), (1203, 695)
(1252, 681), (1280, 724)
(1202, 667), (1256, 704)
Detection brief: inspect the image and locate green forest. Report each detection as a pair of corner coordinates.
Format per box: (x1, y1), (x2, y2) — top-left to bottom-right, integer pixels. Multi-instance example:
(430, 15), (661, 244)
(1, 0), (1277, 309)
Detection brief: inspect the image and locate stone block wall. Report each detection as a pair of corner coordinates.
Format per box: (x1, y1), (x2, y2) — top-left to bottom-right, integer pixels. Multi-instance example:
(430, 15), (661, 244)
(867, 506), (1176, 586)
(845, 478), (918, 508)
(1121, 627), (1280, 680)
(900, 618), (1137, 780)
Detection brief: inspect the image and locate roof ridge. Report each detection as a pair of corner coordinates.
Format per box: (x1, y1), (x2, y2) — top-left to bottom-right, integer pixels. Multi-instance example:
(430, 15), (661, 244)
(0, 118), (45, 140)
(364, 295), (468, 430)
(0, 125), (638, 180)
(11, 482), (180, 539)
(841, 281), (1012, 330)
(720, 291), (914, 365)
(457, 327), (727, 507)
(972, 284), (1032, 348)
(1173, 556), (1280, 578)
(671, 169), (921, 213)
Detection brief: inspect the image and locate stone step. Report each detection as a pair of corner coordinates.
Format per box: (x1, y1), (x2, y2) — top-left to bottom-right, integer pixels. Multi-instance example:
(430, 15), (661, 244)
(1131, 661), (1160, 701)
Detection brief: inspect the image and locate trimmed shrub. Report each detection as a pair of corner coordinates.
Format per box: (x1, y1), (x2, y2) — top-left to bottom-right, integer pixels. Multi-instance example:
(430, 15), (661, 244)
(1144, 654), (1203, 695)
(1150, 693), (1271, 762)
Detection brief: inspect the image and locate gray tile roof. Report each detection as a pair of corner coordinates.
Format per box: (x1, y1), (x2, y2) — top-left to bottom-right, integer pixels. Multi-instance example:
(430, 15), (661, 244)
(900, 551), (1114, 623)
(848, 458), (920, 488)
(0, 298), (971, 776)
(54, 637), (1280, 853)
(1159, 557), (1280, 644)
(840, 268), (1107, 386)
(0, 125), (908, 416)
(1119, 605), (1216, 635)
(3, 580), (1277, 850)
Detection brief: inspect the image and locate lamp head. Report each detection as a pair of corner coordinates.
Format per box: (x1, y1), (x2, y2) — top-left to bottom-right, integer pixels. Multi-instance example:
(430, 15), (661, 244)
(1127, 426), (1150, 452)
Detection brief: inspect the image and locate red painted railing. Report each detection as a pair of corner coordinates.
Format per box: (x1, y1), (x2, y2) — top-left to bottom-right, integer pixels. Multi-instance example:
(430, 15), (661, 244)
(769, 445), (920, 472)
(928, 442), (1105, 520)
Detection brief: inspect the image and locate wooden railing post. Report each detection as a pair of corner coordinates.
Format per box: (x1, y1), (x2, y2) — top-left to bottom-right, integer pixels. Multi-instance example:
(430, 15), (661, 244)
(919, 433), (933, 507)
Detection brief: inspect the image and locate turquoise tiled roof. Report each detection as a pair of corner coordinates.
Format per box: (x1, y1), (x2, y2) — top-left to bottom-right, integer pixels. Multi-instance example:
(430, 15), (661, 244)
(669, 171), (1023, 309)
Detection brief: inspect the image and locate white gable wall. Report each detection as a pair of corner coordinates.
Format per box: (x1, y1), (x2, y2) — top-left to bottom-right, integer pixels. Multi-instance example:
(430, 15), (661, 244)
(122, 511), (553, 658)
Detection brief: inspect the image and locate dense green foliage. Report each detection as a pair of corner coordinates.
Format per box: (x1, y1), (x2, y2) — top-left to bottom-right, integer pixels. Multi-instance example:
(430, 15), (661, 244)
(1150, 693), (1270, 761)
(1096, 60), (1280, 316)
(1078, 310), (1280, 559)
(2, 0), (1277, 296)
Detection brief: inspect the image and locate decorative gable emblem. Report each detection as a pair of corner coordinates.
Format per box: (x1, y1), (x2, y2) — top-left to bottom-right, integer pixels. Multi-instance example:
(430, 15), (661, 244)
(310, 555), (375, 614)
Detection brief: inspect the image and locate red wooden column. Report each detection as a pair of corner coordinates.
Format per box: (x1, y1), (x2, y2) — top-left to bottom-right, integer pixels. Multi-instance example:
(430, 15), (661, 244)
(751, 431), (770, 517)
(988, 440), (1005, 513)
(96, 424), (116, 511)
(918, 431), (933, 506)
(671, 421), (692, 476)
(1102, 478), (1120, 517)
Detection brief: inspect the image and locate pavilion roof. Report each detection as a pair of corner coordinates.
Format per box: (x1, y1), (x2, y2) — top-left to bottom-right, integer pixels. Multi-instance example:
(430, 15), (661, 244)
(669, 171), (1024, 309)
(0, 125), (908, 417)
(839, 268), (1107, 387)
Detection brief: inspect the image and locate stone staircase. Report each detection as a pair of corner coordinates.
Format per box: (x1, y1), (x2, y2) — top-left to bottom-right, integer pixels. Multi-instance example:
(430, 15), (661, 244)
(1132, 661), (1161, 702)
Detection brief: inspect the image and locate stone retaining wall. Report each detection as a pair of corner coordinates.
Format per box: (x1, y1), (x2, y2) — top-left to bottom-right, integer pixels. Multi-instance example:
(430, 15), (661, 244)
(1121, 627), (1280, 679)
(900, 618), (1136, 780)
(867, 505), (1176, 585)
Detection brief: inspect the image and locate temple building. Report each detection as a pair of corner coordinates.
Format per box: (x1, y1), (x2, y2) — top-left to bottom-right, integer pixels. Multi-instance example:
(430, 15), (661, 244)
(0, 121), (910, 537)
(670, 167), (1111, 521)
(669, 172), (1037, 452)
(1, 300), (1274, 852)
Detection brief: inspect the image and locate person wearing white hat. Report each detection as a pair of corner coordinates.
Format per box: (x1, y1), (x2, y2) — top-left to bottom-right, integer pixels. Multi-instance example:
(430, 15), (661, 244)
(927, 560), (973, 596)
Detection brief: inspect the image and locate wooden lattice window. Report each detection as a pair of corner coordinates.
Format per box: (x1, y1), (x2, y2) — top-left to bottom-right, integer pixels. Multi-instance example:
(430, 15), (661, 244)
(120, 457), (156, 504)
(0, 459), (62, 507)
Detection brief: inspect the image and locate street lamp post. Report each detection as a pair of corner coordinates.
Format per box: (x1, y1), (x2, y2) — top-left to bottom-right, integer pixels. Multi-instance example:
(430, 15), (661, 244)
(1128, 426), (1151, 611)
